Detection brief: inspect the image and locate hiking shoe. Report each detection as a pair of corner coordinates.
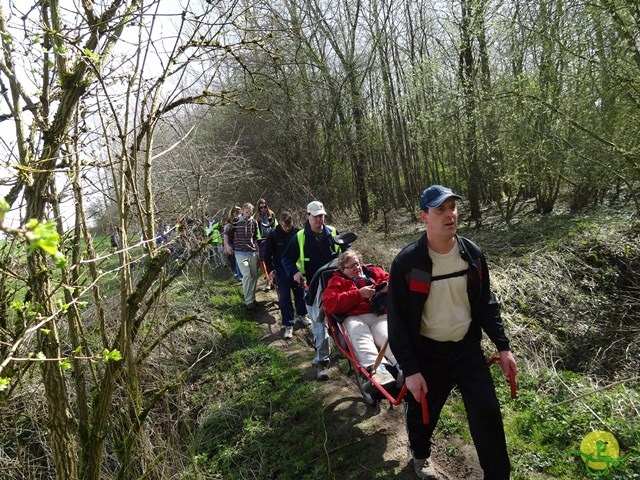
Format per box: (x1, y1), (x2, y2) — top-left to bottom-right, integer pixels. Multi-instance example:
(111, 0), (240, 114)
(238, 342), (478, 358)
(413, 457), (437, 479)
(245, 302), (257, 311)
(316, 361), (329, 381)
(283, 326), (293, 339)
(363, 364), (395, 393)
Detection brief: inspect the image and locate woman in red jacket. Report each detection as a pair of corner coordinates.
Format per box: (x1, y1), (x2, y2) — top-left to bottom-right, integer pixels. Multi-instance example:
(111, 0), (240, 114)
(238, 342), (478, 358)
(322, 250), (398, 391)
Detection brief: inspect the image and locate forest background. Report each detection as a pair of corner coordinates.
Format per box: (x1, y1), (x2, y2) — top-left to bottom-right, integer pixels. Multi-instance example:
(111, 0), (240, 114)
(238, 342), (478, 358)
(0, 0), (638, 479)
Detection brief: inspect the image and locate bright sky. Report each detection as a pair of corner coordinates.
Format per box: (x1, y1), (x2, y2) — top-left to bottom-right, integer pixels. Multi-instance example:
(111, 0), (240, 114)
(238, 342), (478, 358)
(0, 0), (188, 230)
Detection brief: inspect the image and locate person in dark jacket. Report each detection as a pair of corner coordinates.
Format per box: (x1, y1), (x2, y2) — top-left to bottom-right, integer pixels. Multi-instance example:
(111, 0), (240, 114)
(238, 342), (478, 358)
(387, 185), (517, 480)
(264, 211), (307, 339)
(282, 200), (342, 380)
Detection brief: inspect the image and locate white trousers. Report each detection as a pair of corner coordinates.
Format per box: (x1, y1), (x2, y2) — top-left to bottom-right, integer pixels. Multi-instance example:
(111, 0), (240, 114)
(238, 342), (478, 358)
(344, 312), (397, 368)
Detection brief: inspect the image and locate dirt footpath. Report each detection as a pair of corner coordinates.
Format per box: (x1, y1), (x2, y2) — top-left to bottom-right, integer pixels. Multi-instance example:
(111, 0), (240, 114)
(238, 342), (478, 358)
(253, 288), (484, 480)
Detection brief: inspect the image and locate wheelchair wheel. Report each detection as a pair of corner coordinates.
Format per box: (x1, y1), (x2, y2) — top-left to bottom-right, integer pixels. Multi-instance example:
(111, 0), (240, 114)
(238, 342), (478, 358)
(354, 372), (377, 406)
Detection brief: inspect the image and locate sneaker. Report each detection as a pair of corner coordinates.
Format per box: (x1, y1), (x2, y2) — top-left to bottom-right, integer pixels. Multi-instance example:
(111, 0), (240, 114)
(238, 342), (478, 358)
(245, 302), (257, 311)
(296, 314), (312, 326)
(283, 326), (293, 339)
(316, 361), (329, 381)
(413, 457), (438, 479)
(363, 364), (395, 393)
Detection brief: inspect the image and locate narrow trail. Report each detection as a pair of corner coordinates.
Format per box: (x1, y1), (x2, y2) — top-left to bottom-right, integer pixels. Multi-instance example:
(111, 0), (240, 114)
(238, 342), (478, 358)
(251, 286), (485, 480)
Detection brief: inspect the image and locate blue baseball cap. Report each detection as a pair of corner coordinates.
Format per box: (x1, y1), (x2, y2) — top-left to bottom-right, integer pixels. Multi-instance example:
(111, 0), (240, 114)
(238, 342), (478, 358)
(419, 185), (462, 210)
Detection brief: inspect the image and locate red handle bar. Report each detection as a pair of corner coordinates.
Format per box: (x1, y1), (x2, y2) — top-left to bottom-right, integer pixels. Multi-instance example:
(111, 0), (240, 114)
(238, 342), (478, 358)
(420, 389), (429, 424)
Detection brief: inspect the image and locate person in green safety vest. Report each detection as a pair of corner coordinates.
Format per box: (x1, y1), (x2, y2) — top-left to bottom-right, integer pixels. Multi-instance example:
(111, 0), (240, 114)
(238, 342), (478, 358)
(204, 214), (224, 268)
(282, 200), (344, 381)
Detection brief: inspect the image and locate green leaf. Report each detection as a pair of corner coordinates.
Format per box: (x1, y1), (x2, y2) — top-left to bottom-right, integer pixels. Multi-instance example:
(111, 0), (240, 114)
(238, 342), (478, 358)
(56, 299), (69, 311)
(1, 32), (13, 45)
(23, 220), (67, 267)
(0, 198), (8, 224)
(102, 349), (122, 362)
(0, 377), (10, 391)
(10, 301), (23, 311)
(83, 48), (100, 62)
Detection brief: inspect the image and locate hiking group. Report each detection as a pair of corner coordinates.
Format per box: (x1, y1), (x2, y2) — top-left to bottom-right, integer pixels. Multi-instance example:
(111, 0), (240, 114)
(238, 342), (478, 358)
(210, 186), (518, 480)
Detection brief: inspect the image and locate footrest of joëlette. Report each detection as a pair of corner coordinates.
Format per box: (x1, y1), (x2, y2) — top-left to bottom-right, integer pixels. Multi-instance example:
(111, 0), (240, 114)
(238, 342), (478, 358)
(367, 364), (404, 400)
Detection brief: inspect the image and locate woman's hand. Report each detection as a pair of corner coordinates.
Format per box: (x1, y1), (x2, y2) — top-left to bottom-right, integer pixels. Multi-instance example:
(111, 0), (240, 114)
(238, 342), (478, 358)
(358, 285), (376, 299)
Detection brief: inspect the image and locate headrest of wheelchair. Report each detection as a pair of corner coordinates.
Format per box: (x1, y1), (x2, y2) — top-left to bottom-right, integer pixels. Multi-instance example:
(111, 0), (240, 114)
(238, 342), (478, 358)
(333, 232), (357, 245)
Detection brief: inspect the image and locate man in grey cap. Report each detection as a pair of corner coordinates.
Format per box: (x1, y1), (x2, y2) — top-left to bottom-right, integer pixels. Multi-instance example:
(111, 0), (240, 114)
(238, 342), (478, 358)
(282, 200), (342, 380)
(387, 185), (517, 480)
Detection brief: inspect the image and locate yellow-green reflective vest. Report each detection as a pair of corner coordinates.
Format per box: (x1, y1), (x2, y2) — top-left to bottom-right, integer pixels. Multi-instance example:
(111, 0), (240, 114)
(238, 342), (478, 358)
(295, 226), (338, 274)
(257, 217), (278, 240)
(211, 222), (222, 243)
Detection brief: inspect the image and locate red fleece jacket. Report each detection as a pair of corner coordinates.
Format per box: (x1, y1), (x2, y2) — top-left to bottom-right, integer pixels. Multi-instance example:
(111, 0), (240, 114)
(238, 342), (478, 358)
(322, 265), (389, 317)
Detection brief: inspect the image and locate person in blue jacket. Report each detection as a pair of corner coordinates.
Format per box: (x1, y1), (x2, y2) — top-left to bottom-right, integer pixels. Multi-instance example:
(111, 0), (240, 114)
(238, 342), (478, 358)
(282, 201), (342, 380)
(264, 211), (307, 339)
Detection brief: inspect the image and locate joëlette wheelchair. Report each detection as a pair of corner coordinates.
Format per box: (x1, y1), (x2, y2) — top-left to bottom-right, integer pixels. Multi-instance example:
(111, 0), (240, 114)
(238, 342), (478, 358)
(303, 233), (417, 415)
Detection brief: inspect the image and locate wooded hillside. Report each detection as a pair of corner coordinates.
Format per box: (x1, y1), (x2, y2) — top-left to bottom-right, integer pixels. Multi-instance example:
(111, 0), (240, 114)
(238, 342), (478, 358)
(1, 1), (639, 479)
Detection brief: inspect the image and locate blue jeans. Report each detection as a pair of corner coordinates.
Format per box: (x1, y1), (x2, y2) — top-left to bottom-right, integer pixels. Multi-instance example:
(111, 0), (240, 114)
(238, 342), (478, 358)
(276, 268), (306, 327)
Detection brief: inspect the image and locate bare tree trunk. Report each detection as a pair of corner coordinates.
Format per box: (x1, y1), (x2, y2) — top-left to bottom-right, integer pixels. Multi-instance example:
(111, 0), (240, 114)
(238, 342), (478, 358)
(459, 0), (482, 226)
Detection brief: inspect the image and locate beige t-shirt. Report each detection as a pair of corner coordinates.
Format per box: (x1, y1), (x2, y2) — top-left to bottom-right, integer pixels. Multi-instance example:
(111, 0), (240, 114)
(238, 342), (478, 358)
(420, 243), (472, 341)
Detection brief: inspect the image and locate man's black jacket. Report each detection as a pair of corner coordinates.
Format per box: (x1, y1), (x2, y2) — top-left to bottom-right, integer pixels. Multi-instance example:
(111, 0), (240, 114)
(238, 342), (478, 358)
(387, 233), (510, 378)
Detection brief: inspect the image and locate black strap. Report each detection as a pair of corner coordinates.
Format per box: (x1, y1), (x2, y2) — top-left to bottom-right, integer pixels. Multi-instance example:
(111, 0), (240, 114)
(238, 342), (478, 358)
(431, 269), (467, 282)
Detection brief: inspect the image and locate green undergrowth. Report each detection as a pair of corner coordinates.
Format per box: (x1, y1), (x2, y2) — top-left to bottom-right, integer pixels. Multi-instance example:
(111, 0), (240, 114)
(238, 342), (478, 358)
(180, 276), (402, 480)
(498, 369), (640, 479)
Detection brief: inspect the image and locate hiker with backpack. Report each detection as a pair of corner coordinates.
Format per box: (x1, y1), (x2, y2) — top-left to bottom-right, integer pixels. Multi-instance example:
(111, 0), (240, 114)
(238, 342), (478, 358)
(225, 203), (259, 309)
(264, 211), (308, 339)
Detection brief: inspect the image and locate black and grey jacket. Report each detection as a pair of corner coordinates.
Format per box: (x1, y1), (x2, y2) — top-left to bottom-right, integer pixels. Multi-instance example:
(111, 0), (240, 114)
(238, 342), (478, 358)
(387, 233), (511, 377)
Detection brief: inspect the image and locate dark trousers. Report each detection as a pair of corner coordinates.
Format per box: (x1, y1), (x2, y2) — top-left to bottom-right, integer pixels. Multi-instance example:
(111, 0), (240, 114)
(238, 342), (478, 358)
(404, 335), (510, 480)
(276, 267), (306, 326)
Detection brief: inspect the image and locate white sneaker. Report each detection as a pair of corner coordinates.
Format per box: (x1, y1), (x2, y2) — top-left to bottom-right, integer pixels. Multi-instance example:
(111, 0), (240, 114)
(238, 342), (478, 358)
(283, 326), (293, 339)
(413, 457), (438, 479)
(363, 364), (395, 393)
(296, 314), (312, 326)
(316, 361), (330, 381)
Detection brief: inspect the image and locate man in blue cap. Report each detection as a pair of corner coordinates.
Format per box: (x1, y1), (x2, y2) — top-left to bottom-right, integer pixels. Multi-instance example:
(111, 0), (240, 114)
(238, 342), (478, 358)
(387, 185), (517, 480)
